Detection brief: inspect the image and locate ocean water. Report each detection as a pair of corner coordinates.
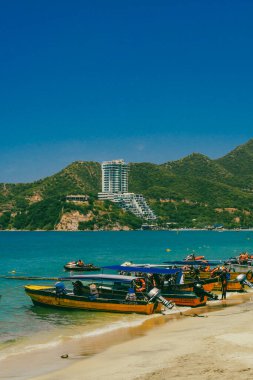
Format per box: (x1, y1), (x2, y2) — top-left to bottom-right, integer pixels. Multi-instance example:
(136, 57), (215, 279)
(0, 230), (253, 361)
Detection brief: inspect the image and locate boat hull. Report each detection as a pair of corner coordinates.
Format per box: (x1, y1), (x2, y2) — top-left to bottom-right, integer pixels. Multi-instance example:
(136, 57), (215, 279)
(24, 285), (157, 315)
(162, 291), (207, 307)
(194, 272), (244, 291)
(64, 264), (100, 271)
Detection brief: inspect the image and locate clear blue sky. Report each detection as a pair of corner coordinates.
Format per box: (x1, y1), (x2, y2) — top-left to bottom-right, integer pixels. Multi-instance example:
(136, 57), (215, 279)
(1, 0), (253, 182)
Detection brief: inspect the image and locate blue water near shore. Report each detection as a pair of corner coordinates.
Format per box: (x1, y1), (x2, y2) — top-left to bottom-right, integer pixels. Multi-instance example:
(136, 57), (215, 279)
(0, 230), (253, 353)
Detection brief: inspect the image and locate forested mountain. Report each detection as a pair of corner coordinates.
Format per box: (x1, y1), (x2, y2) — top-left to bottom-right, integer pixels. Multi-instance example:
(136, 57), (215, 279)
(216, 139), (253, 188)
(1, 140), (253, 230)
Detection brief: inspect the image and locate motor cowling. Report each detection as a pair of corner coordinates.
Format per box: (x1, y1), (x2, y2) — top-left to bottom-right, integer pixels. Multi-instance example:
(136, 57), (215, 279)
(147, 287), (174, 310)
(236, 274), (253, 289)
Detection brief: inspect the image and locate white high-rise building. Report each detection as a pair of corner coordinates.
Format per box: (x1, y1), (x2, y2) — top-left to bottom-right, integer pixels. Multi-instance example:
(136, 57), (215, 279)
(98, 159), (156, 220)
(101, 159), (128, 193)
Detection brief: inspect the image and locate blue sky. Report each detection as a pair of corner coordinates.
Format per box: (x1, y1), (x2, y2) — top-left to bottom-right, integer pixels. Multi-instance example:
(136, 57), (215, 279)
(1, 0), (253, 182)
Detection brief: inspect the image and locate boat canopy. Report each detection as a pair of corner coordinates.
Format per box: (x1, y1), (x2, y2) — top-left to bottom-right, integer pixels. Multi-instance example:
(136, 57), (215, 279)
(59, 274), (141, 283)
(103, 265), (182, 275)
(163, 260), (222, 266)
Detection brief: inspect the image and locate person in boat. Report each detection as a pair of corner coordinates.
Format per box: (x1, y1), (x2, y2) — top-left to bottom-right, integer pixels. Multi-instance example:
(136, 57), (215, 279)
(189, 265), (200, 281)
(210, 266), (222, 278)
(119, 270), (131, 276)
(239, 252), (249, 265)
(154, 273), (163, 288)
(125, 287), (137, 302)
(73, 280), (86, 296)
(146, 274), (155, 290)
(146, 273), (162, 289)
(199, 265), (210, 272)
(165, 273), (178, 286)
(89, 283), (99, 300)
(76, 259), (85, 267)
(185, 253), (195, 261)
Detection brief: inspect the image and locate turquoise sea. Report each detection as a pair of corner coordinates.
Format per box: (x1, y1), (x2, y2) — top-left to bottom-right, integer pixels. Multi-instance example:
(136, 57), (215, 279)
(0, 230), (253, 370)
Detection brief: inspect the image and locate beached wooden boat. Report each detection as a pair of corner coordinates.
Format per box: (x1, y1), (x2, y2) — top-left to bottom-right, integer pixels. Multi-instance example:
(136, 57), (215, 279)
(199, 272), (244, 291)
(184, 270), (246, 291)
(163, 260), (247, 291)
(24, 274), (164, 315)
(161, 290), (208, 307)
(104, 265), (218, 307)
(120, 261), (217, 292)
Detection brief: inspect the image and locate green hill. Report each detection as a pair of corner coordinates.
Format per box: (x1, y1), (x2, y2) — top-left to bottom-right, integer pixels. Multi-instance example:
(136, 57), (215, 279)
(1, 139), (253, 230)
(216, 139), (253, 189)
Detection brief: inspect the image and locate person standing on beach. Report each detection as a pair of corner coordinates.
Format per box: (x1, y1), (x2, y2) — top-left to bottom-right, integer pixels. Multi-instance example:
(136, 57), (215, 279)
(220, 268), (228, 300)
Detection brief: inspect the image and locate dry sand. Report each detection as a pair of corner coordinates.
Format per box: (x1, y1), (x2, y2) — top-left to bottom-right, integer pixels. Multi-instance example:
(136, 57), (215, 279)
(29, 296), (253, 380)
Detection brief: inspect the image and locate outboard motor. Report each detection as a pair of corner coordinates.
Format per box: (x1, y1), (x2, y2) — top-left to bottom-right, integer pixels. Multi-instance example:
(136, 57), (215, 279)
(236, 274), (253, 289)
(193, 283), (218, 300)
(147, 287), (174, 310)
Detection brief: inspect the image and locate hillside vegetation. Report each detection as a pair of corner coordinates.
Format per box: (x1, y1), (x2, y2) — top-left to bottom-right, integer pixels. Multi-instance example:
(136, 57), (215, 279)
(1, 140), (253, 230)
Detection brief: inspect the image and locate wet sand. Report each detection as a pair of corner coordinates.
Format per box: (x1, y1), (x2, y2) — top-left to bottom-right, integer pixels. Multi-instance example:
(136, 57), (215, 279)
(2, 292), (253, 379)
(26, 292), (253, 380)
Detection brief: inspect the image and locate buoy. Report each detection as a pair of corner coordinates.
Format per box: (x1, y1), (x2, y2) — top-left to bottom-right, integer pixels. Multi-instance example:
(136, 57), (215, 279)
(166, 248), (171, 252)
(61, 354), (69, 359)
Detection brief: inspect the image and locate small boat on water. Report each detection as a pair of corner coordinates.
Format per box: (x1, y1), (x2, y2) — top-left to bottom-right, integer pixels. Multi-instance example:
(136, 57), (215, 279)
(64, 261), (100, 271)
(24, 274), (172, 315)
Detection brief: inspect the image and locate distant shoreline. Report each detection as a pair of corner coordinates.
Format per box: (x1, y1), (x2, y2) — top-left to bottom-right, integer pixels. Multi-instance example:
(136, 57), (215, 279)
(1, 228), (253, 232)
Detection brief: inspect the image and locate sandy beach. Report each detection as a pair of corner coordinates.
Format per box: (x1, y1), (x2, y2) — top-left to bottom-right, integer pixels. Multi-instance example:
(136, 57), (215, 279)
(16, 293), (252, 380)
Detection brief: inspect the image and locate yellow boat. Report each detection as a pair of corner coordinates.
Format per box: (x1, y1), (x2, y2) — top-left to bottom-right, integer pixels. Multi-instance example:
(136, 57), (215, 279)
(195, 272), (243, 291)
(161, 290), (208, 307)
(24, 274), (164, 315)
